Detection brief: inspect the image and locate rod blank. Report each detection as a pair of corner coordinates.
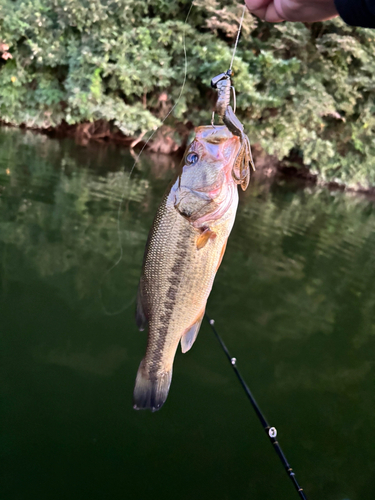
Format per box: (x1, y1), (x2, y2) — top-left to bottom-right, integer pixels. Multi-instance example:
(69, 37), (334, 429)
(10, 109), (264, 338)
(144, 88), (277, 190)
(205, 313), (307, 500)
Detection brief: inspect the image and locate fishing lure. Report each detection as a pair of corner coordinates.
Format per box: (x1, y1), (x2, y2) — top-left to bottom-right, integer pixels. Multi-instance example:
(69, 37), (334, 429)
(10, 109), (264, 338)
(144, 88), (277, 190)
(211, 69), (255, 191)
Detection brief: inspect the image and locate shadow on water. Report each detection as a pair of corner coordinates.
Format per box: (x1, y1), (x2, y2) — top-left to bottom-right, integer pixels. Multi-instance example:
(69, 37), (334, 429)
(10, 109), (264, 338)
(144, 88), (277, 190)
(1, 127), (375, 500)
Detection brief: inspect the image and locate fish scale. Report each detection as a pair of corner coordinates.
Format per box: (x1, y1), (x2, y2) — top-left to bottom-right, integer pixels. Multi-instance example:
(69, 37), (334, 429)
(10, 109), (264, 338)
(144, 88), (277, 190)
(133, 126), (240, 411)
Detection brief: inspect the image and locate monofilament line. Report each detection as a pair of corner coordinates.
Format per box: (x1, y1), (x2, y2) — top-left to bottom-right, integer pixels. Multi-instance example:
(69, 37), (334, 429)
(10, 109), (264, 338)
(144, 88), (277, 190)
(126, 1), (193, 180)
(229, 5), (246, 71)
(205, 313), (308, 500)
(99, 1), (193, 315)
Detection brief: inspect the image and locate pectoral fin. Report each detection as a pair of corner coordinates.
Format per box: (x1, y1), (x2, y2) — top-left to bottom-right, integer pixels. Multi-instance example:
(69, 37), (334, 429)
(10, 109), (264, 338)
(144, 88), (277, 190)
(196, 228), (217, 250)
(180, 312), (204, 353)
(135, 288), (147, 331)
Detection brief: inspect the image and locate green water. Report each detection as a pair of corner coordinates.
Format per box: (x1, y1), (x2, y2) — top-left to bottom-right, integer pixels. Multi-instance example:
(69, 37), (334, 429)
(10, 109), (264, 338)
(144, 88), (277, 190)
(1, 127), (375, 500)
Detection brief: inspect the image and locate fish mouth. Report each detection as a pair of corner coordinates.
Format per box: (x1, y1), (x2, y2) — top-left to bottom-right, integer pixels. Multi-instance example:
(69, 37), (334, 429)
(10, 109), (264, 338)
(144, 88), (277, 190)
(194, 126), (241, 166)
(195, 125), (234, 143)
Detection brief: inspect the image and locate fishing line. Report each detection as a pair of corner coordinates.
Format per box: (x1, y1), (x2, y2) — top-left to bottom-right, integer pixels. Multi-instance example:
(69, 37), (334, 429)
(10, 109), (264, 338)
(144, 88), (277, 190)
(99, 1), (194, 315)
(126, 1), (193, 180)
(205, 313), (308, 500)
(230, 5), (246, 71)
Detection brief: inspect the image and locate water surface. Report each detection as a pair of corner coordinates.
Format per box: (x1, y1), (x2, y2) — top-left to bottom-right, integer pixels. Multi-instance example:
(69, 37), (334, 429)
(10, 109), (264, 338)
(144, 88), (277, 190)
(1, 128), (375, 500)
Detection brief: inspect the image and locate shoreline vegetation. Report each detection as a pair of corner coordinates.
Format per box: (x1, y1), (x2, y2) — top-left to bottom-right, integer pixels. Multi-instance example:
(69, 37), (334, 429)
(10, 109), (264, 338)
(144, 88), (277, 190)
(4, 120), (375, 200)
(1, 0), (375, 191)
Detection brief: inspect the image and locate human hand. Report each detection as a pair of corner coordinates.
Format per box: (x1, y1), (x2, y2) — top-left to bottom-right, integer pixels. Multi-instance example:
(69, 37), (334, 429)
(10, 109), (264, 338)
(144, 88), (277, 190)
(245, 0), (338, 23)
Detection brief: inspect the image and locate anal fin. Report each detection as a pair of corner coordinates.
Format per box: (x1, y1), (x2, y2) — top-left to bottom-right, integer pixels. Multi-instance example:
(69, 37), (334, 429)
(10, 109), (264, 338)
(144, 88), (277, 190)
(180, 312), (204, 353)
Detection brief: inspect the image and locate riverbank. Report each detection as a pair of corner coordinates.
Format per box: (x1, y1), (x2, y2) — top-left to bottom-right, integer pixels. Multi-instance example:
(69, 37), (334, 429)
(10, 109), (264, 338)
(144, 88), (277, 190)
(2, 3), (375, 190)
(2, 120), (374, 198)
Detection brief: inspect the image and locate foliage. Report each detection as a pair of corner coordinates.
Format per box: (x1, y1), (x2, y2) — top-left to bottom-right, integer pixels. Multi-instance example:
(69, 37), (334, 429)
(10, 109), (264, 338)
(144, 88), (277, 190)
(0, 0), (375, 186)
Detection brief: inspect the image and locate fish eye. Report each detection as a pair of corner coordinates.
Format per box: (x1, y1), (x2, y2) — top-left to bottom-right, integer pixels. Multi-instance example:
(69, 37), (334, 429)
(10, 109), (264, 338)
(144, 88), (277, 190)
(186, 152), (199, 165)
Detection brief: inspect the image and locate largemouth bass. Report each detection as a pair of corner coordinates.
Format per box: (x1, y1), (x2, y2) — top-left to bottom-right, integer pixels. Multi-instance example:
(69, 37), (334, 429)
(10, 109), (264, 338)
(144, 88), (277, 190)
(133, 125), (241, 411)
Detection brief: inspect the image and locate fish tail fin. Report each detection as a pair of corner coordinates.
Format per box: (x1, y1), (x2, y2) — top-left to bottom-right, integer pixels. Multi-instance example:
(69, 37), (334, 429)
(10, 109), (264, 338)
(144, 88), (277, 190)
(133, 360), (172, 412)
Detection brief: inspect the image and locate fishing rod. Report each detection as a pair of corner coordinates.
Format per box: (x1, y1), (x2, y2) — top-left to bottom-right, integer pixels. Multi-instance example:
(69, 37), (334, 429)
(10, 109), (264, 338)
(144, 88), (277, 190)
(205, 313), (307, 500)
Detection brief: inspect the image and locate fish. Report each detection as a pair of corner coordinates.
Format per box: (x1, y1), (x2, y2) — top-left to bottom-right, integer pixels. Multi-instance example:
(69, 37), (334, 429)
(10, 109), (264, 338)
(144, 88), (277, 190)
(133, 125), (241, 411)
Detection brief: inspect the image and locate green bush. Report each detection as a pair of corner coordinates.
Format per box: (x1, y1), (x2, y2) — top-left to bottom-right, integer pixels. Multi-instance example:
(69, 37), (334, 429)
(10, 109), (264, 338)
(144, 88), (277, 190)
(0, 0), (375, 187)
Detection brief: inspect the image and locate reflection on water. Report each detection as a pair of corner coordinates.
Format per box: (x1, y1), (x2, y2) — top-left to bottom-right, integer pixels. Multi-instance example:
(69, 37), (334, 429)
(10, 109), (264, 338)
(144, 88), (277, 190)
(1, 128), (375, 500)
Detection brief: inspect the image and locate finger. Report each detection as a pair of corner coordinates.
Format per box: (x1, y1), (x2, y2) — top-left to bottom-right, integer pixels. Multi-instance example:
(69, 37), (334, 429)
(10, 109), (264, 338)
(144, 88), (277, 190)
(273, 0), (338, 22)
(245, 0), (285, 22)
(264, 2), (285, 22)
(247, 7), (268, 19)
(245, 0), (272, 14)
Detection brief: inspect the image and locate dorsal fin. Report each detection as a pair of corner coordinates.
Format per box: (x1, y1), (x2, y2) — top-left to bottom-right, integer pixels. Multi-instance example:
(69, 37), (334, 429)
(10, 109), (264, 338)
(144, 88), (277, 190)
(135, 288), (147, 331)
